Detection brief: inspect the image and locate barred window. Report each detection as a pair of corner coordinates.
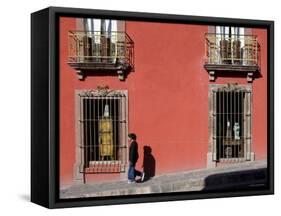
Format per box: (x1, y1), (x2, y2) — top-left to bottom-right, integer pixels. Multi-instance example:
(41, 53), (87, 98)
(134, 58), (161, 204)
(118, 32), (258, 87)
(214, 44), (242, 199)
(209, 84), (252, 162)
(76, 89), (128, 175)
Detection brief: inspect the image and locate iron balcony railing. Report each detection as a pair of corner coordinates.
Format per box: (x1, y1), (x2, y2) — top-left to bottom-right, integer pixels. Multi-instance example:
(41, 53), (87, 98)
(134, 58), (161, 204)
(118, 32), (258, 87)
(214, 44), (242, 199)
(205, 33), (259, 66)
(68, 31), (134, 69)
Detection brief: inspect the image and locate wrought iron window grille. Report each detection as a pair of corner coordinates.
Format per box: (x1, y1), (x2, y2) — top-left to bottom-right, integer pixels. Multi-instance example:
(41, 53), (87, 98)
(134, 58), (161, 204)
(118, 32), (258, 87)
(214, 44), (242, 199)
(75, 88), (128, 183)
(209, 84), (253, 163)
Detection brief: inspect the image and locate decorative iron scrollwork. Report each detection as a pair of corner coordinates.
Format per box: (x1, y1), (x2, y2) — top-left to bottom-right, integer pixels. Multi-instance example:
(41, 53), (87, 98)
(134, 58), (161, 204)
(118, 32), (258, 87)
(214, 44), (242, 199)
(79, 86), (125, 97)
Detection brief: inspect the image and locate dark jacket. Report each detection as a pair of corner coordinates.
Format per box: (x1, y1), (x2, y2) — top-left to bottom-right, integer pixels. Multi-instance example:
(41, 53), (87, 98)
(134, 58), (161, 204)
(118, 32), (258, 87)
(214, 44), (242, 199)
(129, 141), (139, 165)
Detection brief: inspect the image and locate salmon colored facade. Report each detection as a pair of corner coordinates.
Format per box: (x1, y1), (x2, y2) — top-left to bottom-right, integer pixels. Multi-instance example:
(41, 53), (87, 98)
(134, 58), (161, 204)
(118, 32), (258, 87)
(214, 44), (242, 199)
(59, 17), (267, 188)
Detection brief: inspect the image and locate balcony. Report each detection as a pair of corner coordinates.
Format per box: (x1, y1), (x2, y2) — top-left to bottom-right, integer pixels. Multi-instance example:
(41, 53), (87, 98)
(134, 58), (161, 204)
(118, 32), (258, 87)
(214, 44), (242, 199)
(204, 33), (260, 82)
(68, 31), (134, 81)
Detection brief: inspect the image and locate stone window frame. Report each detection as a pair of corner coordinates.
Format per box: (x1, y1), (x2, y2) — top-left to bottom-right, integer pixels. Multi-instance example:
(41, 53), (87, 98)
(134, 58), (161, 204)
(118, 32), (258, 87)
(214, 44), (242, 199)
(207, 84), (254, 168)
(74, 88), (128, 183)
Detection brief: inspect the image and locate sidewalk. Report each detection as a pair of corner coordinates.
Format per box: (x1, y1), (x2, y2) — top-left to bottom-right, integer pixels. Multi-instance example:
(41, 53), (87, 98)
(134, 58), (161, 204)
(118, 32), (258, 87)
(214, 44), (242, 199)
(60, 160), (267, 198)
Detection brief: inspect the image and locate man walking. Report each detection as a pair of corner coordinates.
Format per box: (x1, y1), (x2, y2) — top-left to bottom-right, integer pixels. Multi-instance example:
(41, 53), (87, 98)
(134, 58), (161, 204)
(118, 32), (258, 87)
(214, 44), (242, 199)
(128, 133), (145, 183)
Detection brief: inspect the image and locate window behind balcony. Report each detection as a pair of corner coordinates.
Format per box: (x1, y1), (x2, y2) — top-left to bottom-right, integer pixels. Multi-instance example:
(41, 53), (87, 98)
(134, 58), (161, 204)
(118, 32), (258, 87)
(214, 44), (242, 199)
(215, 26), (245, 65)
(206, 26), (258, 66)
(74, 18), (125, 63)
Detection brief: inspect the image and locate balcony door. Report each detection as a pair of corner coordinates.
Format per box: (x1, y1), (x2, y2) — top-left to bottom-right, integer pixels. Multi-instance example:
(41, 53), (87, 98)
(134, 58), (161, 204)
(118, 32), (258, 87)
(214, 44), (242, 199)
(215, 26), (245, 64)
(76, 18), (125, 63)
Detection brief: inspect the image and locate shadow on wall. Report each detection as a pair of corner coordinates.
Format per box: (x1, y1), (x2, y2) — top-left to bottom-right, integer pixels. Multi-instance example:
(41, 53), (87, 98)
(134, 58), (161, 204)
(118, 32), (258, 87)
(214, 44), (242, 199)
(202, 168), (268, 191)
(142, 146), (156, 181)
(215, 70), (262, 80)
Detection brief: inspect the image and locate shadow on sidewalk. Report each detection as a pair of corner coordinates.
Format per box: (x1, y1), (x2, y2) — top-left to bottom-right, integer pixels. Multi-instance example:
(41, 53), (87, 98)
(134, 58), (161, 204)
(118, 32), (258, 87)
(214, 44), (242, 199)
(202, 168), (267, 191)
(141, 145), (156, 182)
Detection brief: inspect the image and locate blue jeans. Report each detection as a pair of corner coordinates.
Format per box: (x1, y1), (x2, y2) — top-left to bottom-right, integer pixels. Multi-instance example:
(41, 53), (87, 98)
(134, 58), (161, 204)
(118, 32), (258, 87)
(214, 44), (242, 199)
(128, 162), (142, 181)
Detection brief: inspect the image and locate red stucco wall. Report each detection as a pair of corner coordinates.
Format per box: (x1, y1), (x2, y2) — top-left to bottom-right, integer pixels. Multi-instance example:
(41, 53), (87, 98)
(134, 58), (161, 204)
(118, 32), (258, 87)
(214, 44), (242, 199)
(59, 17), (268, 187)
(252, 28), (268, 160)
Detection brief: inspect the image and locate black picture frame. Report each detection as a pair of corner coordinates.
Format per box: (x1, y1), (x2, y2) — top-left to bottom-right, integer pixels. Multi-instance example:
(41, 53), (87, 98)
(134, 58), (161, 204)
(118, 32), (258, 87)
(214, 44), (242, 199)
(31, 6), (274, 209)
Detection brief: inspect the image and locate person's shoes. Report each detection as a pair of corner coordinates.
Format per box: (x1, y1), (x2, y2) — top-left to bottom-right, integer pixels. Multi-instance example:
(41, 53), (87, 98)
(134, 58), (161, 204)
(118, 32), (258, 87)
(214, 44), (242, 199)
(128, 180), (135, 184)
(141, 172), (145, 182)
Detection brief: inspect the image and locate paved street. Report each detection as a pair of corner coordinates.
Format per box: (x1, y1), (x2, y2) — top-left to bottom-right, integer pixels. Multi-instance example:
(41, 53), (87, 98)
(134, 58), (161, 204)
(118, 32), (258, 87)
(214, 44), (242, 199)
(60, 160), (267, 199)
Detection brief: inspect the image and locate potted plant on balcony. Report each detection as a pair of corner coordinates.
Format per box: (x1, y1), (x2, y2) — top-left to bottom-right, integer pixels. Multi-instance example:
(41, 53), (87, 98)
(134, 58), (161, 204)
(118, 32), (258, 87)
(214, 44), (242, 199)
(232, 36), (241, 64)
(82, 34), (93, 63)
(219, 37), (231, 64)
(242, 36), (254, 66)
